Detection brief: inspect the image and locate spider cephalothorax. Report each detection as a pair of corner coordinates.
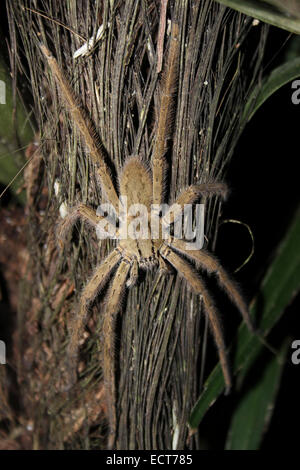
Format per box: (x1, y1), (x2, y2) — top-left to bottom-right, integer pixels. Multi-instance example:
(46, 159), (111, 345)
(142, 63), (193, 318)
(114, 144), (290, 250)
(41, 21), (254, 449)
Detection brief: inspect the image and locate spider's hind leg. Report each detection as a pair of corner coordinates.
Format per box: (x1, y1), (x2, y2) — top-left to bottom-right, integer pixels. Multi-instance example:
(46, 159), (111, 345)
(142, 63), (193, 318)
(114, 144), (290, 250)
(102, 258), (131, 449)
(161, 244), (232, 393)
(168, 238), (254, 332)
(159, 255), (174, 274)
(66, 248), (121, 384)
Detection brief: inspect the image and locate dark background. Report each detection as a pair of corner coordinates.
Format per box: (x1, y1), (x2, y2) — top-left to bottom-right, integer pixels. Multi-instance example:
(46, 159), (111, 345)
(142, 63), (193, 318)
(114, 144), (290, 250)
(0, 2), (299, 449)
(213, 29), (300, 448)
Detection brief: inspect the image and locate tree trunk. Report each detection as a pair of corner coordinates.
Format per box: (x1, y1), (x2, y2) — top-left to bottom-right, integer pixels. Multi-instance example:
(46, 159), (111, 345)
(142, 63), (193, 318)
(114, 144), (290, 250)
(6, 0), (267, 450)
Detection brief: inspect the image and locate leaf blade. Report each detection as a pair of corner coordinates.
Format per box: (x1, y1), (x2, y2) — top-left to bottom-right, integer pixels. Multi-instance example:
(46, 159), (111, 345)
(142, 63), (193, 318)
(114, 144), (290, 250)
(225, 342), (288, 450)
(0, 56), (33, 203)
(213, 0), (300, 34)
(244, 58), (300, 122)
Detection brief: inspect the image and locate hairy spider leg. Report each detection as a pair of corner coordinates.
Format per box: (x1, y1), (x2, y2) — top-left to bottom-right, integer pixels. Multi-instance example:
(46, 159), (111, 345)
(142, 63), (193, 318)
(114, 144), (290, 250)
(56, 203), (117, 249)
(168, 238), (254, 332)
(152, 22), (179, 206)
(160, 244), (232, 393)
(126, 257), (138, 287)
(102, 258), (131, 450)
(68, 248), (122, 362)
(40, 44), (120, 213)
(162, 182), (228, 225)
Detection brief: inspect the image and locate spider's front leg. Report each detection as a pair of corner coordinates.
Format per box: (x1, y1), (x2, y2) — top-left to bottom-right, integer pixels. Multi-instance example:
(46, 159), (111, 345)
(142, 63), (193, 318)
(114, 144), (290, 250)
(152, 22), (179, 206)
(162, 182), (228, 226)
(56, 203), (117, 251)
(40, 44), (120, 213)
(160, 244), (232, 393)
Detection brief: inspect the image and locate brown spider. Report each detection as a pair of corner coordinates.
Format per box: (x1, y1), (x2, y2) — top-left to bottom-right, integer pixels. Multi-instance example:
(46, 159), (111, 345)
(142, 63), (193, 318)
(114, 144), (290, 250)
(40, 21), (253, 449)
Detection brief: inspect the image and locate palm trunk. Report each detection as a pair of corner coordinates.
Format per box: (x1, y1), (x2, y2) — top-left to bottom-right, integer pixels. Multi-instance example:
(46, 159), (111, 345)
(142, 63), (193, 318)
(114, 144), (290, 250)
(7, 0), (268, 450)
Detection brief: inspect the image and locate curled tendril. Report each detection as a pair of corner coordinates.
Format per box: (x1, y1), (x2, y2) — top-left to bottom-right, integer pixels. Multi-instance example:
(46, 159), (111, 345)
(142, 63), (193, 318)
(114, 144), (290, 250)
(218, 218), (255, 273)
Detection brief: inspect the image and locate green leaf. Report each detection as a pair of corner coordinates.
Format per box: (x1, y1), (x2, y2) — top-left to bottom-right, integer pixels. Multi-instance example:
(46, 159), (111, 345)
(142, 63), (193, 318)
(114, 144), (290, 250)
(0, 55), (33, 204)
(188, 205), (300, 431)
(243, 58), (300, 122)
(225, 341), (288, 450)
(213, 0), (300, 34)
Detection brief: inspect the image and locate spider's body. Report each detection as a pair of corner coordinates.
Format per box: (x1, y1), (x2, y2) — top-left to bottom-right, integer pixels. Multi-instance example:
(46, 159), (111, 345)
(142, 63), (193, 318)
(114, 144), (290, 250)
(118, 157), (163, 267)
(40, 21), (254, 449)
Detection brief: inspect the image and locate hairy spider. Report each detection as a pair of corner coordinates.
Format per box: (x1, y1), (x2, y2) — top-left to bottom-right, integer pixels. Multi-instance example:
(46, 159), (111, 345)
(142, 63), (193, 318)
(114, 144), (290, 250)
(40, 21), (253, 449)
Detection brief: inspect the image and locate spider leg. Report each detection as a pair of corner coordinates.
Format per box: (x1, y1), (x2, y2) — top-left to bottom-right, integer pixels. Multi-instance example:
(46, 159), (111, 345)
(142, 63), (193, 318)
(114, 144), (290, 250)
(159, 255), (174, 274)
(40, 45), (120, 213)
(68, 248), (122, 362)
(102, 258), (131, 449)
(126, 257), (138, 287)
(162, 182), (228, 225)
(56, 203), (117, 250)
(168, 238), (254, 332)
(152, 22), (179, 206)
(160, 244), (232, 393)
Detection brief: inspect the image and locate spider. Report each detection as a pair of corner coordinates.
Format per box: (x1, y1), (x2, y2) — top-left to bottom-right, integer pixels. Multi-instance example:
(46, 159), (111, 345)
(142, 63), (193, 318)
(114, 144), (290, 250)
(40, 21), (254, 449)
